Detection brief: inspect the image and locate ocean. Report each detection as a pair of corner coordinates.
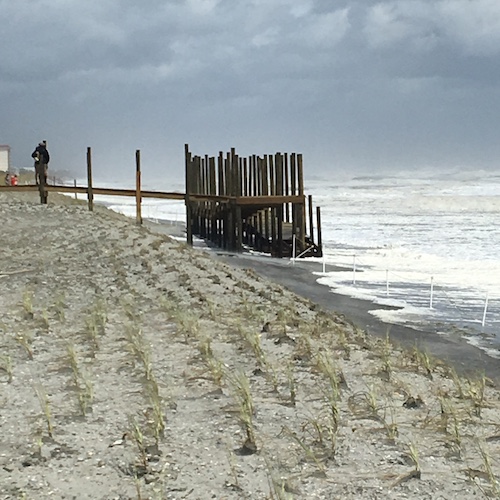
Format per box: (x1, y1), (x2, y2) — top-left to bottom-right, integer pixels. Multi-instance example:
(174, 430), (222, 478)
(89, 168), (500, 358)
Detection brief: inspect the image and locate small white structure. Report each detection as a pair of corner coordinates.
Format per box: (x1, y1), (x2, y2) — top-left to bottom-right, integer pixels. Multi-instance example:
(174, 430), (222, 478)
(0, 145), (10, 172)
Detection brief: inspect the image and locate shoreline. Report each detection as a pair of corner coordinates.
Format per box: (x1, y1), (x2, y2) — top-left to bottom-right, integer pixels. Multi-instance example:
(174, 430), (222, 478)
(213, 250), (500, 381)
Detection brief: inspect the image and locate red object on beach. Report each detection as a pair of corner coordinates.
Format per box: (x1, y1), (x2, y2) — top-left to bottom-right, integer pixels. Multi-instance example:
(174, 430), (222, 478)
(10, 175), (18, 186)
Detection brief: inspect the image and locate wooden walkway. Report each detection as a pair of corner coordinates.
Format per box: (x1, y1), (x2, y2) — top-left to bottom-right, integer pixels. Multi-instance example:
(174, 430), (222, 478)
(1, 145), (323, 258)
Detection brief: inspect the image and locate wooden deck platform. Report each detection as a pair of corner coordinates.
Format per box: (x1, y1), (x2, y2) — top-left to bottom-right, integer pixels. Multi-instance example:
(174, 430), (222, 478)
(184, 145), (322, 258)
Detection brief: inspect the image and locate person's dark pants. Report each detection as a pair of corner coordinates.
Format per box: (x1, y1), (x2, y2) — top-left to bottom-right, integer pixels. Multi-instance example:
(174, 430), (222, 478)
(35, 163), (48, 203)
(35, 163), (48, 186)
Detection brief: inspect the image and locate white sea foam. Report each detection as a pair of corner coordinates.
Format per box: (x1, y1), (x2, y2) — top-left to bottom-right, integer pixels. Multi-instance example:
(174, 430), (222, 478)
(305, 169), (500, 351)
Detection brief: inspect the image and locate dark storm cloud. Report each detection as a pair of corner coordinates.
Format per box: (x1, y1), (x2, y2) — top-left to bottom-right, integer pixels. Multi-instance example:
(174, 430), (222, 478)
(1, 0), (500, 179)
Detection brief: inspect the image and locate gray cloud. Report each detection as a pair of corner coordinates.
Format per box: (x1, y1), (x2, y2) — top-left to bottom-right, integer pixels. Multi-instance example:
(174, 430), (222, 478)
(1, 0), (500, 180)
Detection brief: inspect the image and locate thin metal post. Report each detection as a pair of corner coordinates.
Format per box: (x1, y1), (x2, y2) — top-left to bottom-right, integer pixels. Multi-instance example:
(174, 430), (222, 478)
(482, 292), (489, 327)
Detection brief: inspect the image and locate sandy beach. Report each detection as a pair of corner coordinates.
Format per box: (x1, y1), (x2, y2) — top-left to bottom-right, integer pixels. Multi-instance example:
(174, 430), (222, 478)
(1, 191), (500, 499)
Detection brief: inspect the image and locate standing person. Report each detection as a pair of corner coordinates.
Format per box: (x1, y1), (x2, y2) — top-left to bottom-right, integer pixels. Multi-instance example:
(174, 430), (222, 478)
(31, 140), (50, 186)
(32, 140), (50, 203)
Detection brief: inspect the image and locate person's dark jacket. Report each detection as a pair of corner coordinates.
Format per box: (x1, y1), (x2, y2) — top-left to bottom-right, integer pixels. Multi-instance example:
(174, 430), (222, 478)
(32, 145), (50, 164)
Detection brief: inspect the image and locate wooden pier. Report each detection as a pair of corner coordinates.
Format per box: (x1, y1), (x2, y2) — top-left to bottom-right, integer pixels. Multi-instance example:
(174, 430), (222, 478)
(1, 145), (323, 259)
(184, 145), (322, 258)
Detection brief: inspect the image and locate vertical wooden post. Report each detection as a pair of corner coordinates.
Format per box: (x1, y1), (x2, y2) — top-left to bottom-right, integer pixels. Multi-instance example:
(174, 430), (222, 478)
(217, 152), (224, 247)
(86, 147), (94, 212)
(257, 211), (264, 251)
(264, 208), (270, 252)
(267, 154), (276, 255)
(73, 179), (77, 200)
(239, 156), (244, 197)
(297, 153), (305, 249)
(276, 153), (283, 258)
(204, 155), (209, 197)
(223, 153), (230, 249)
(250, 155), (262, 196)
(201, 156), (207, 237)
(185, 144), (193, 246)
(231, 147), (242, 252)
(262, 155), (269, 196)
(290, 153), (299, 243)
(193, 156), (201, 235)
(135, 150), (142, 225)
(209, 157), (217, 243)
(316, 206), (323, 256)
(218, 152), (225, 196)
(206, 155), (210, 237)
(254, 155), (262, 196)
(276, 153), (283, 196)
(225, 152), (231, 194)
(229, 148), (240, 196)
(209, 157), (216, 196)
(284, 153), (290, 222)
(242, 158), (248, 196)
(308, 194), (314, 245)
(269, 154), (275, 196)
(290, 153), (296, 194)
(255, 157), (260, 197)
(236, 204), (242, 252)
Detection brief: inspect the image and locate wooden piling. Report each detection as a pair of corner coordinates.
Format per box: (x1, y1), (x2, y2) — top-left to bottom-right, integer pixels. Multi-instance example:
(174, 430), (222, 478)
(135, 150), (142, 225)
(284, 153), (290, 223)
(184, 144), (193, 246)
(308, 194), (314, 245)
(87, 147), (94, 212)
(316, 206), (323, 254)
(276, 153), (284, 258)
(297, 153), (305, 249)
(183, 144), (321, 259)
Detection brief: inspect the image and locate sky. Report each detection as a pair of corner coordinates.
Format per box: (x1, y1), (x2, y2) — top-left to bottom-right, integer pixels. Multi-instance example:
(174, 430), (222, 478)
(1, 0), (500, 182)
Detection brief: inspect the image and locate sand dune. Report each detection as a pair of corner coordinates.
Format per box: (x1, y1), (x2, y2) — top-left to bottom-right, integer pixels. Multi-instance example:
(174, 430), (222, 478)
(0, 192), (498, 499)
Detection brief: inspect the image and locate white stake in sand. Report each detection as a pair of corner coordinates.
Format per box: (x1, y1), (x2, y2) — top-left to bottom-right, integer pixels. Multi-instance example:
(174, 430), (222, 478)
(386, 269), (389, 297)
(352, 254), (356, 285)
(322, 251), (326, 275)
(292, 234), (296, 265)
(482, 292), (489, 327)
(430, 276), (434, 310)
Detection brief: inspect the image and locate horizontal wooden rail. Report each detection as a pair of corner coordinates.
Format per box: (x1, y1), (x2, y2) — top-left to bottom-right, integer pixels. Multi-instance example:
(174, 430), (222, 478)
(235, 195), (305, 206)
(0, 183), (185, 200)
(1, 184), (305, 207)
(188, 194), (231, 203)
(0, 184), (39, 192)
(46, 185), (186, 200)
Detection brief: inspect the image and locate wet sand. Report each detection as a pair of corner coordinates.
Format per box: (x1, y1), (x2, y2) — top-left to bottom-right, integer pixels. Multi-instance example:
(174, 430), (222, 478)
(213, 250), (500, 382)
